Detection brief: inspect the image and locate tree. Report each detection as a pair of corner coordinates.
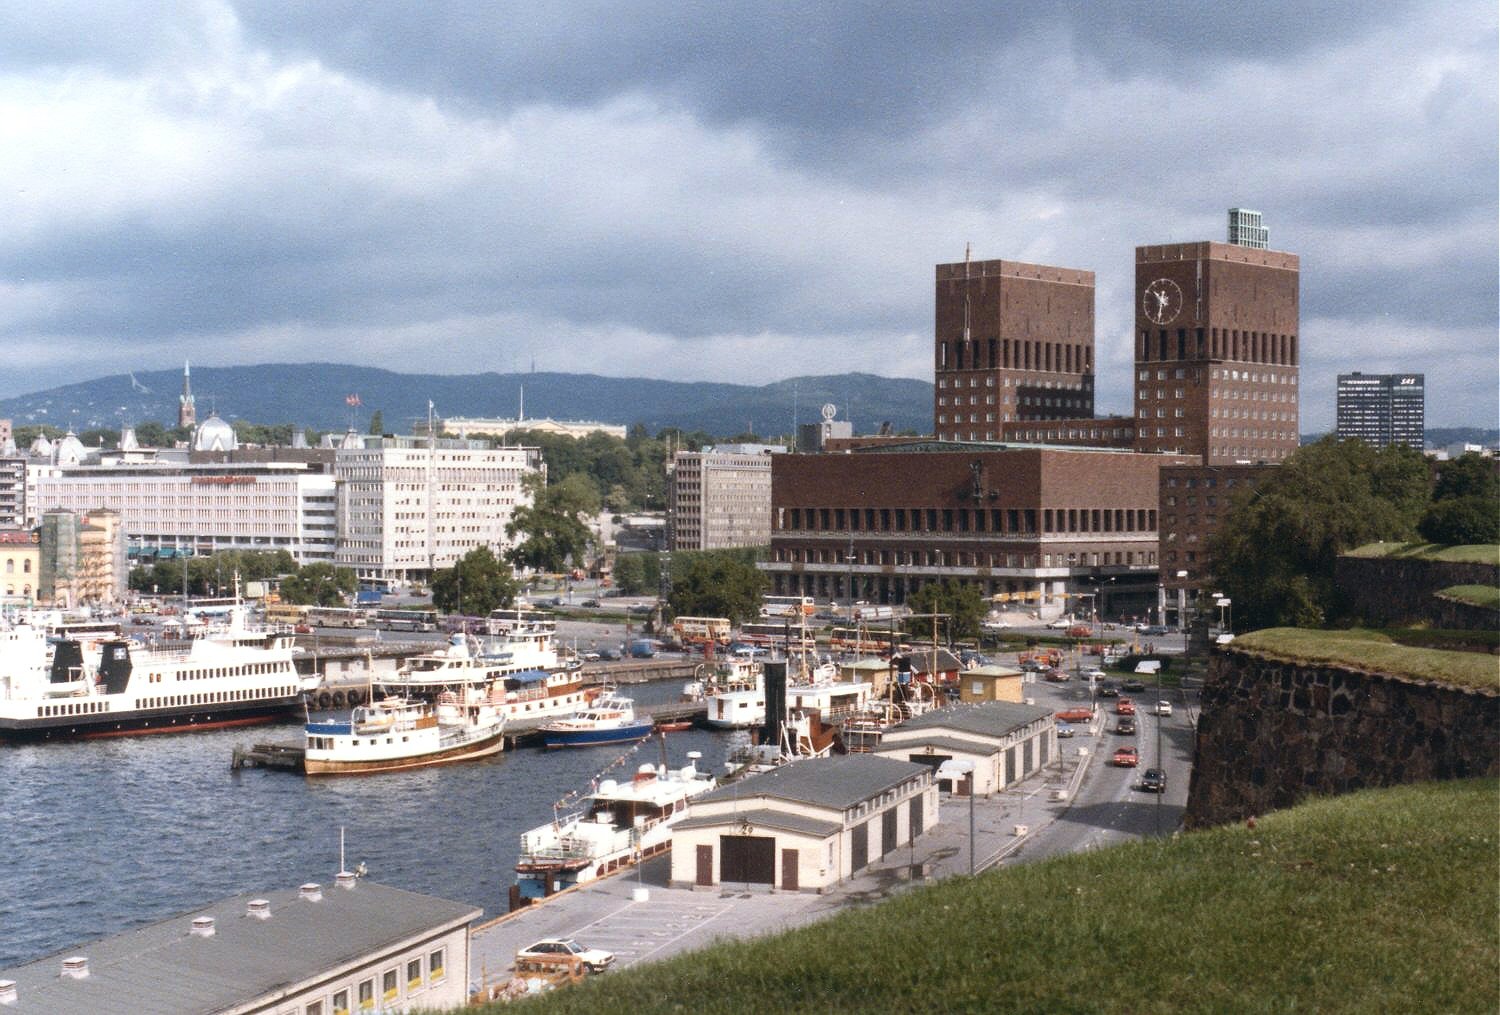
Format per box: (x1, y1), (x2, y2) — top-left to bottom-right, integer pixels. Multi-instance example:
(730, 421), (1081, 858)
(1431, 452), (1499, 503)
(431, 546), (519, 616)
(667, 553), (765, 625)
(367, 410), (384, 435)
(279, 563), (357, 606)
(612, 552), (648, 595)
(1208, 437), (1430, 630)
(506, 473), (600, 573)
(1418, 496), (1500, 545)
(903, 579), (987, 641)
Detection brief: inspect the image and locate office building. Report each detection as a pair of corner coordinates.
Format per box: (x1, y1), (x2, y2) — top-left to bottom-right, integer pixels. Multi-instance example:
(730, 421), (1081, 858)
(669, 445), (780, 551)
(334, 436), (543, 589)
(1158, 462), (1275, 626)
(0, 529), (39, 604)
(1227, 208), (1269, 249)
(1133, 216), (1300, 463)
(764, 443), (1193, 615)
(933, 257), (1096, 441)
(1336, 372), (1425, 450)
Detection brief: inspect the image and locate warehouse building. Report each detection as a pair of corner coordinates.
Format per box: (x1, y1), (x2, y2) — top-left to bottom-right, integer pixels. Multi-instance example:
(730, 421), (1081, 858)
(872, 700), (1056, 796)
(670, 755), (937, 893)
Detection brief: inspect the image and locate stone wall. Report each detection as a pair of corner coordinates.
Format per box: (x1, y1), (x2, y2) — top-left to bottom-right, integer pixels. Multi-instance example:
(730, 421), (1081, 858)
(1334, 553), (1499, 628)
(1184, 646), (1499, 829)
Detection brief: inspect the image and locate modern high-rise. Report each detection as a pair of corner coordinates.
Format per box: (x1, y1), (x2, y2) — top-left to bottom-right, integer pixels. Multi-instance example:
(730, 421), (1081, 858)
(1336, 373), (1425, 450)
(934, 257), (1095, 442)
(1227, 208), (1269, 249)
(669, 445), (779, 551)
(1133, 214), (1300, 464)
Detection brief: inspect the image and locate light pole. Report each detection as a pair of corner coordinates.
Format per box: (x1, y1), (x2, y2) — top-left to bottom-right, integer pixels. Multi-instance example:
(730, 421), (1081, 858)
(938, 759), (977, 875)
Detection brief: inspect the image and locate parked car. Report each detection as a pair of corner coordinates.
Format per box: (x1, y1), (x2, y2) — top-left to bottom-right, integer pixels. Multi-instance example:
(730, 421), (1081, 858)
(516, 939), (615, 974)
(1114, 717), (1137, 735)
(1056, 722), (1075, 738)
(1043, 669), (1070, 683)
(1112, 746), (1139, 767)
(1115, 698), (1136, 716)
(1020, 659), (1047, 673)
(1155, 700), (1173, 717)
(580, 598), (600, 608)
(580, 651), (601, 662)
(627, 603), (654, 616)
(1139, 625), (1169, 637)
(1140, 768), (1167, 792)
(1055, 707), (1094, 724)
(598, 648), (621, 661)
(1083, 668), (1107, 682)
(1098, 681), (1119, 698)
(1046, 617), (1073, 630)
(1067, 624), (1092, 638)
(1122, 679), (1147, 693)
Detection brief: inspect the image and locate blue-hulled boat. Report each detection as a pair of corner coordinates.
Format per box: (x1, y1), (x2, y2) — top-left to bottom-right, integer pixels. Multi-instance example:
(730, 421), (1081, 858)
(540, 695), (654, 749)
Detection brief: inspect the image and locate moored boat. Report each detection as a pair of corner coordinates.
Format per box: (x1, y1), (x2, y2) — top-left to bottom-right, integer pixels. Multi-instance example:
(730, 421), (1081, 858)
(514, 751), (715, 904)
(540, 695), (654, 749)
(303, 692), (506, 776)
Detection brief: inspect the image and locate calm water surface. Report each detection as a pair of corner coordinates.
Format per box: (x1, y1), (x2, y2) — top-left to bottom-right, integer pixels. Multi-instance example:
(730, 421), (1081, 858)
(0, 679), (737, 968)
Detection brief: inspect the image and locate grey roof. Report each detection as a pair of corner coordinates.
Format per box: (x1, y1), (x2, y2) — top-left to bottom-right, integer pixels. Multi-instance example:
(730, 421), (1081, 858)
(0, 880), (480, 1014)
(696, 755), (929, 811)
(675, 807), (842, 839)
(963, 664), (1023, 677)
(896, 700), (1053, 738)
(873, 735), (1003, 758)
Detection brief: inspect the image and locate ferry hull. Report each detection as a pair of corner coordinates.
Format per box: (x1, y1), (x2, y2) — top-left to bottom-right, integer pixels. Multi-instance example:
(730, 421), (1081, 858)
(541, 722), (654, 749)
(0, 699), (303, 743)
(304, 731), (506, 775)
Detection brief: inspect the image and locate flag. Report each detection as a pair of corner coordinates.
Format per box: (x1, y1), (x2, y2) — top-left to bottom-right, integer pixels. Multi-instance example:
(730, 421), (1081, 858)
(346, 393), (361, 407)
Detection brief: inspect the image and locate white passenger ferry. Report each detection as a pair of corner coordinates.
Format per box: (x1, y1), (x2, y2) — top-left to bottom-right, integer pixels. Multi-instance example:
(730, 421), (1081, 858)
(514, 752), (716, 905)
(0, 608), (311, 741)
(303, 692), (506, 776)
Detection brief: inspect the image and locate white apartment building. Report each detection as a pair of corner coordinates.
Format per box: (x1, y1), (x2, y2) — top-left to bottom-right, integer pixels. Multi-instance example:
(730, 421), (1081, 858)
(669, 445), (780, 551)
(33, 462), (338, 563)
(335, 436), (543, 588)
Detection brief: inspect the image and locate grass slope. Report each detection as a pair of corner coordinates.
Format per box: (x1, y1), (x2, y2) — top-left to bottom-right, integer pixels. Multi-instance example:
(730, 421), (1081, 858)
(1345, 542), (1500, 564)
(1440, 584), (1500, 610)
(1233, 628), (1499, 691)
(482, 780), (1498, 1015)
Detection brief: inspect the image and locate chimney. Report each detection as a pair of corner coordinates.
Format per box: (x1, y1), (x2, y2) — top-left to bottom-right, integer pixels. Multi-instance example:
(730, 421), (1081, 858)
(299, 883), (323, 902)
(246, 899), (271, 919)
(191, 916), (216, 937)
(335, 871), (358, 890)
(60, 957), (89, 980)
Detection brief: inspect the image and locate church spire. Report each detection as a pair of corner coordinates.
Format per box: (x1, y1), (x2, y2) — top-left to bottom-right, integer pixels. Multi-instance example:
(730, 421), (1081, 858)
(178, 359), (197, 429)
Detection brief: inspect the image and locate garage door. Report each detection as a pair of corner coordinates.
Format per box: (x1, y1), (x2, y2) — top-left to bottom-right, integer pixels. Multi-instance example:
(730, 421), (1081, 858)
(850, 821), (868, 872)
(719, 835), (775, 885)
(881, 807), (898, 856)
(909, 796), (923, 839)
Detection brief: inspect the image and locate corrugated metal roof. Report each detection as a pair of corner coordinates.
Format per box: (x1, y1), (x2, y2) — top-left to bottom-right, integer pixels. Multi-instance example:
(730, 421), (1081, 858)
(0, 881), (480, 1014)
(674, 807), (842, 839)
(873, 735), (1004, 758)
(896, 700), (1053, 737)
(695, 755), (928, 811)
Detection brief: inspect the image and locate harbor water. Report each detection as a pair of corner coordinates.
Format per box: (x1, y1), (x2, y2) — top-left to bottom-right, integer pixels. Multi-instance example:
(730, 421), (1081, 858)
(0, 679), (737, 968)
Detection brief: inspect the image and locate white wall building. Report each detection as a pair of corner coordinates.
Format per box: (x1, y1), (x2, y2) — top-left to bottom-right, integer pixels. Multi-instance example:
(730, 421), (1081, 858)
(335, 436), (543, 588)
(33, 461), (338, 564)
(669, 445), (781, 551)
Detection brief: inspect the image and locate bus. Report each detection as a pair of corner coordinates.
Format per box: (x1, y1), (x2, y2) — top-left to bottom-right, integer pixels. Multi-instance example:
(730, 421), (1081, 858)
(760, 595), (816, 619)
(737, 621), (815, 653)
(672, 616), (731, 646)
(265, 603), (311, 626)
(305, 606), (368, 629)
(372, 608), (438, 632)
(828, 626), (899, 654)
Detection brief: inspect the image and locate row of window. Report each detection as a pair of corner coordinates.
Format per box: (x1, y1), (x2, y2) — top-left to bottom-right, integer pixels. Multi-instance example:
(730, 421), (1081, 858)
(777, 505), (1156, 536)
(304, 947), (446, 1015)
(1137, 327), (1297, 366)
(139, 687), (294, 709)
(939, 337), (1094, 374)
(144, 662), (289, 683)
(776, 547), (1152, 568)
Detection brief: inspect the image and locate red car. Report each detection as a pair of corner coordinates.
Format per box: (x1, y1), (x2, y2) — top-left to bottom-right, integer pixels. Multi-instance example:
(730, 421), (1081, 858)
(1055, 707), (1094, 723)
(1112, 746), (1139, 767)
(1115, 698), (1136, 716)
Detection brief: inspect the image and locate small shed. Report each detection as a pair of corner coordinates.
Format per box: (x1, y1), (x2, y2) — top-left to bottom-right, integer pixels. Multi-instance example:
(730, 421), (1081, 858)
(872, 700), (1056, 796)
(958, 663), (1025, 703)
(670, 755), (937, 893)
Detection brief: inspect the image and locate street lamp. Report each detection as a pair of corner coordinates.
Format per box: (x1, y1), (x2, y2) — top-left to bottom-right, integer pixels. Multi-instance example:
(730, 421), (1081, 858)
(937, 759), (977, 875)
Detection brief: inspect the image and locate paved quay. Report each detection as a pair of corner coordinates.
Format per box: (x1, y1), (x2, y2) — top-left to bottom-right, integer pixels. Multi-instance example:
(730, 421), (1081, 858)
(469, 742), (1096, 994)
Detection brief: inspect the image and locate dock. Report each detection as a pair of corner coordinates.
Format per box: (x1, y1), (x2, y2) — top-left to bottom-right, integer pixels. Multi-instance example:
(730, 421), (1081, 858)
(230, 741), (306, 772)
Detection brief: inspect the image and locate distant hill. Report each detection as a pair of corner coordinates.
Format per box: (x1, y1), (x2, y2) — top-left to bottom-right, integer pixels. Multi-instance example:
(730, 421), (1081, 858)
(0, 364), (933, 437)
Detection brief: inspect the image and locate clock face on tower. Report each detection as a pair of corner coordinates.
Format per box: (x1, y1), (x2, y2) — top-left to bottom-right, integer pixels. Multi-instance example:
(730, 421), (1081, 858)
(1142, 278), (1183, 325)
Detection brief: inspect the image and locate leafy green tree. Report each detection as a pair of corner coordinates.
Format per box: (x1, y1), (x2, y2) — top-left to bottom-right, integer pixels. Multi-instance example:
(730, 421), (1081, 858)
(1208, 437), (1430, 630)
(903, 579), (987, 641)
(506, 473), (600, 573)
(431, 546), (519, 616)
(367, 410), (384, 435)
(667, 553), (765, 625)
(279, 563), (357, 606)
(612, 553), (647, 595)
(1431, 452), (1499, 503)
(80, 427), (120, 448)
(1418, 496), (1500, 544)
(135, 421), (170, 447)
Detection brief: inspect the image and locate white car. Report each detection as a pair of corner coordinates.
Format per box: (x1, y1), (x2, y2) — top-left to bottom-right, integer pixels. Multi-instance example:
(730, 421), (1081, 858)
(1046, 618), (1073, 630)
(1083, 669), (1107, 682)
(516, 939), (615, 973)
(1155, 700), (1173, 716)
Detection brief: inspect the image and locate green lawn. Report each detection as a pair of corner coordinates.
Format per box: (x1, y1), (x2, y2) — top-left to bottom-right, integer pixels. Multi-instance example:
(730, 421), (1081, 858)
(1232, 628), (1499, 691)
(1439, 584), (1500, 610)
(476, 780), (1498, 1015)
(1345, 542), (1499, 564)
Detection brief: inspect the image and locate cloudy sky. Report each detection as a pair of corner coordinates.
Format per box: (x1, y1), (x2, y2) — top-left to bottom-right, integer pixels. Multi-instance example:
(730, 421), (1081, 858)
(1, 1), (1495, 430)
